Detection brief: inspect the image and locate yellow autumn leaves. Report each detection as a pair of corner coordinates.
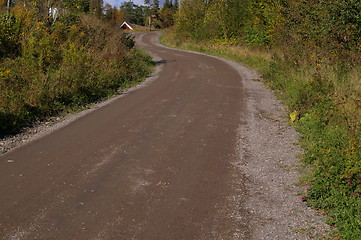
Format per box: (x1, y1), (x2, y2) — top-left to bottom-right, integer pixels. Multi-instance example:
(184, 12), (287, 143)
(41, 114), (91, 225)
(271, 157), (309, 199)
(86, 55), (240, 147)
(289, 110), (299, 122)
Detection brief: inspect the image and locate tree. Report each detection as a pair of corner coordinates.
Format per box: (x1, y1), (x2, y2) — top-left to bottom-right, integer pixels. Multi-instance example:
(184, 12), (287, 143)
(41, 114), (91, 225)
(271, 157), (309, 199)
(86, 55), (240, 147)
(2, 0), (15, 13)
(120, 1), (146, 25)
(90, 0), (103, 17)
(163, 0), (171, 9)
(174, 0), (206, 40)
(104, 4), (124, 26)
(153, 0), (159, 8)
(144, 0), (160, 29)
(159, 7), (174, 28)
(173, 0), (178, 11)
(104, 3), (115, 23)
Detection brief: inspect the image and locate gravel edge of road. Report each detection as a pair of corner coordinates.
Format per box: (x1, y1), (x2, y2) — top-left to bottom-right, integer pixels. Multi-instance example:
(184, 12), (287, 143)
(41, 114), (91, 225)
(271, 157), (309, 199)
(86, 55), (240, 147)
(230, 63), (332, 239)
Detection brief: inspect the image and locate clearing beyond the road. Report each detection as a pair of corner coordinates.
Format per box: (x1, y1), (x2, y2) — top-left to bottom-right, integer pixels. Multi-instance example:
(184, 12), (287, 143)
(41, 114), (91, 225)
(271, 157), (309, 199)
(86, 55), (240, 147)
(0, 32), (328, 239)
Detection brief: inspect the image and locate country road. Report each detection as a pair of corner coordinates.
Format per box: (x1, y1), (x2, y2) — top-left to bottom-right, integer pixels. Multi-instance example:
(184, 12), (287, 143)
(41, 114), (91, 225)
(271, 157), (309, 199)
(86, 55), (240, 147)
(0, 32), (328, 240)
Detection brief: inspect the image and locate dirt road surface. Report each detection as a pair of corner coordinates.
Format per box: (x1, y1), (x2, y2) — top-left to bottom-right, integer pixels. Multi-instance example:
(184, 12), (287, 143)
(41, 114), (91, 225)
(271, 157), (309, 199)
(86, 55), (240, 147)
(0, 32), (328, 239)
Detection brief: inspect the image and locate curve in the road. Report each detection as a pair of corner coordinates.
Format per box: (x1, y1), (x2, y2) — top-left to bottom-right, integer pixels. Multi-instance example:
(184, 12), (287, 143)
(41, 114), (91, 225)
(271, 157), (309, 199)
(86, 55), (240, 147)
(0, 32), (252, 240)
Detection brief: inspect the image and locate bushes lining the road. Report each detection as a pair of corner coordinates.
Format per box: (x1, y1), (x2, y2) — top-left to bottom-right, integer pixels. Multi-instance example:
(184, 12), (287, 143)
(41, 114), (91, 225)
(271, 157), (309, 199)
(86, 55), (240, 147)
(0, 8), (153, 136)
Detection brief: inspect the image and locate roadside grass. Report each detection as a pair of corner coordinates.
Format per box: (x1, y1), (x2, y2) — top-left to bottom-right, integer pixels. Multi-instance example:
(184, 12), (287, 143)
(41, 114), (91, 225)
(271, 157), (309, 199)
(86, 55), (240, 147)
(161, 32), (361, 239)
(48, 48), (154, 118)
(160, 34), (272, 73)
(0, 47), (153, 137)
(0, 11), (154, 137)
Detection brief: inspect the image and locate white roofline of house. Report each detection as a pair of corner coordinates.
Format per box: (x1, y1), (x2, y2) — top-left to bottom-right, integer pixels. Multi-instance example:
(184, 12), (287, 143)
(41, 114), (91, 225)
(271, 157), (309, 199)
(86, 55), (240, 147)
(120, 21), (133, 30)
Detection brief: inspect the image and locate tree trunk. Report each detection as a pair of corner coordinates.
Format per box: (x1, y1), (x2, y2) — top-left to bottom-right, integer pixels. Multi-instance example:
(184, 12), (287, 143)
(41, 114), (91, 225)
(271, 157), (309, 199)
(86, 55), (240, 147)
(6, 0), (11, 13)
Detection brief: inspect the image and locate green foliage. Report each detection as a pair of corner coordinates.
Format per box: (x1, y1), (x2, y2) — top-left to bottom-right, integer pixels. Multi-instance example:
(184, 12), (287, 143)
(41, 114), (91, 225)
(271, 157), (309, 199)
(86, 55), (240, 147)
(0, 8), (152, 136)
(173, 0), (284, 45)
(62, 0), (91, 13)
(174, 0), (207, 40)
(173, 0), (360, 59)
(158, 7), (174, 28)
(120, 1), (147, 26)
(121, 33), (136, 49)
(0, 13), (22, 58)
(280, 0), (361, 67)
(297, 112), (361, 239)
(243, 25), (270, 45)
(242, 0), (284, 45)
(60, 12), (81, 26)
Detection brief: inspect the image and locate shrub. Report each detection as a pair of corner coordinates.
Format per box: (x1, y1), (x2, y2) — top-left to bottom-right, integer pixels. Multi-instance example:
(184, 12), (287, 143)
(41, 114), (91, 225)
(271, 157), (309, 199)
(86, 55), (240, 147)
(0, 13), (22, 58)
(0, 10), (152, 136)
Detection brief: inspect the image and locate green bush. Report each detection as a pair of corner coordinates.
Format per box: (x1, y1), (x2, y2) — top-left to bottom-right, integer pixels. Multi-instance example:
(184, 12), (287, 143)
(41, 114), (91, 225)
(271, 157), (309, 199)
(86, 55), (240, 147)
(0, 9), (153, 136)
(243, 26), (270, 45)
(0, 13), (22, 58)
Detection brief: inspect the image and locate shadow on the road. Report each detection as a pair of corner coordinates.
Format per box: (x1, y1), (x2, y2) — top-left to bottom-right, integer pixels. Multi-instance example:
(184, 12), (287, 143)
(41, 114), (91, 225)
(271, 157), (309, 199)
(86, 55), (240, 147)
(153, 59), (176, 66)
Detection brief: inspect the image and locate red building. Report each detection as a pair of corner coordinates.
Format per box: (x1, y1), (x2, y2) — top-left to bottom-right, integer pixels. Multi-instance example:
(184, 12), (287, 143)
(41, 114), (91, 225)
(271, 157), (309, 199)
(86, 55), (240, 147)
(120, 22), (134, 31)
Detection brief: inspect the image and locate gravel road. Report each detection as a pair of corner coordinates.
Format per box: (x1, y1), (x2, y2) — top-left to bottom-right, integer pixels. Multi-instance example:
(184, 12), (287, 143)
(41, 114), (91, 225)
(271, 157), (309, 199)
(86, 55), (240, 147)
(0, 31), (330, 239)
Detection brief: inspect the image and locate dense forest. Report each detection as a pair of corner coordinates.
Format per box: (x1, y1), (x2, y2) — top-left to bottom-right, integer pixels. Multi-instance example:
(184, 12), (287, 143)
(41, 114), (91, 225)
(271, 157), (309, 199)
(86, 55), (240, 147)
(0, 0), (155, 135)
(166, 0), (361, 238)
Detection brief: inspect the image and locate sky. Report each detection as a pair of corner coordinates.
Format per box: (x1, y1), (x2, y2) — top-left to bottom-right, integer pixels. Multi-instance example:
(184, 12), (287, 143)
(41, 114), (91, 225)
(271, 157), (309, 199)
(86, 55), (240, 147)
(103, 0), (146, 7)
(103, 0), (168, 8)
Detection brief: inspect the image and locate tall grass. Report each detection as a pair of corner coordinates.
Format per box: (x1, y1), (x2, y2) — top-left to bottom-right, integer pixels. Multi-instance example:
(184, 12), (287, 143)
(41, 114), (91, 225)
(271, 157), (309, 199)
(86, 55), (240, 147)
(0, 10), (153, 136)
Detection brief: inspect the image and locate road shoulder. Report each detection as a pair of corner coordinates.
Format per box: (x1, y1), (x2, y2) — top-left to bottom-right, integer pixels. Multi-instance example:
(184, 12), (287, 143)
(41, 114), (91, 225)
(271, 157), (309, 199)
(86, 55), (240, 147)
(235, 74), (331, 239)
